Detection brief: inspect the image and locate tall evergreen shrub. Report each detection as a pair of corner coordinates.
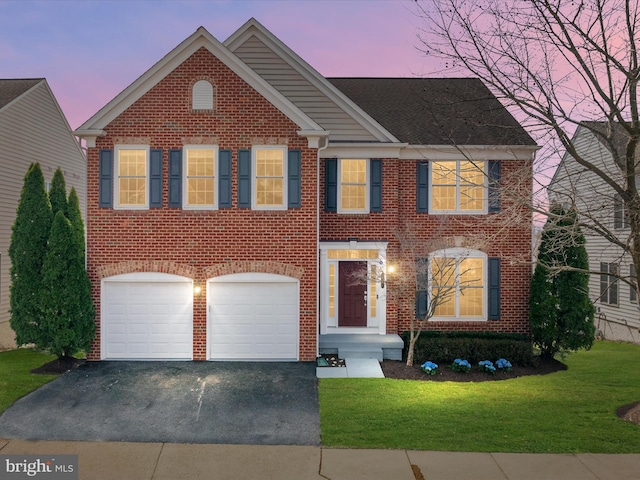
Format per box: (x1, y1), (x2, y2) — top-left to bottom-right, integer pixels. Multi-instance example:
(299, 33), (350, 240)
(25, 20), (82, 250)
(40, 211), (95, 358)
(530, 205), (595, 358)
(9, 163), (52, 345)
(48, 167), (68, 217)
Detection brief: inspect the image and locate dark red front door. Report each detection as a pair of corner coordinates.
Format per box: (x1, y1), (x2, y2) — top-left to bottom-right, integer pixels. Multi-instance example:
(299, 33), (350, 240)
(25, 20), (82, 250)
(338, 261), (368, 327)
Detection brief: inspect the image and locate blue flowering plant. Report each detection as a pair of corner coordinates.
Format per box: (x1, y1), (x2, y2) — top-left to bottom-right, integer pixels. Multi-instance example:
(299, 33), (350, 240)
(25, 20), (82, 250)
(496, 358), (512, 372)
(450, 358), (471, 373)
(421, 361), (438, 376)
(478, 360), (497, 374)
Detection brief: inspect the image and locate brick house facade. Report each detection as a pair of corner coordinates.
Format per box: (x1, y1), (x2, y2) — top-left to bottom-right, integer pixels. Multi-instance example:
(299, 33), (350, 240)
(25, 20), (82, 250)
(76, 19), (537, 361)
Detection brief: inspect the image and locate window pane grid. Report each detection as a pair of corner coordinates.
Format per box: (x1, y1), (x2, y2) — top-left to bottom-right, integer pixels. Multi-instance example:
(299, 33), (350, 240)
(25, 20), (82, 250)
(431, 254), (485, 319)
(431, 160), (485, 212)
(255, 149), (284, 207)
(117, 149), (146, 206)
(186, 149), (215, 207)
(340, 159), (367, 211)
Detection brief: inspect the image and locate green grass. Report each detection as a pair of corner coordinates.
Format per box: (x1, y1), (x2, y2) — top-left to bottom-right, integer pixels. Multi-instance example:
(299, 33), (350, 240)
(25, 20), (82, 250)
(0, 349), (58, 414)
(319, 341), (640, 453)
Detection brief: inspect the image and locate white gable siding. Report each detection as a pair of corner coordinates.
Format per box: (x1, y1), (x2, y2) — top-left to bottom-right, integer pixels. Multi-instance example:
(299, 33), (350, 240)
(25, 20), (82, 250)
(233, 36), (378, 142)
(550, 128), (640, 342)
(0, 81), (86, 349)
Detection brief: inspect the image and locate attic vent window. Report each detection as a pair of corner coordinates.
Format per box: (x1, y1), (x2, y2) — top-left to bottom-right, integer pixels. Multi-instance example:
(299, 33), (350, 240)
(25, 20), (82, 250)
(192, 80), (214, 110)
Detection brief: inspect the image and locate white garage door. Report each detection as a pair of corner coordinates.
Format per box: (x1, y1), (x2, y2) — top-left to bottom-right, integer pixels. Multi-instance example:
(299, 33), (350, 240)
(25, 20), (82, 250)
(208, 273), (299, 360)
(102, 273), (193, 360)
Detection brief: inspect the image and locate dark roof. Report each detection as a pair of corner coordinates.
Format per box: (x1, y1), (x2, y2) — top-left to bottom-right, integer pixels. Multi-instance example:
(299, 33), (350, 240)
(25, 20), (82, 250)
(0, 79), (43, 110)
(328, 77), (536, 146)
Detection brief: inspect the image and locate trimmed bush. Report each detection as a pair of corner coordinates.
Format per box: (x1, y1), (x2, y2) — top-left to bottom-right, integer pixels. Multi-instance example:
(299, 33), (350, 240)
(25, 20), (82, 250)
(402, 331), (536, 366)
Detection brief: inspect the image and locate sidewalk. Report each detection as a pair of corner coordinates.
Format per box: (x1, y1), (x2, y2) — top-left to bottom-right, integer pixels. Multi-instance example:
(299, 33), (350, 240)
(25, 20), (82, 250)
(2, 439), (639, 480)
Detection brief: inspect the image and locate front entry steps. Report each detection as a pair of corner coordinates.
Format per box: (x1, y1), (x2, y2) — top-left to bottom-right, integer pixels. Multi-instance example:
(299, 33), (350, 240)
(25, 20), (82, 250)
(318, 334), (404, 361)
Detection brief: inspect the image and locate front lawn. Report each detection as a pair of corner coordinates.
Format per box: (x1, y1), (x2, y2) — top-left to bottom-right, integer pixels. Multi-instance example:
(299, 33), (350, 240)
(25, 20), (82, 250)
(319, 341), (640, 453)
(0, 349), (57, 414)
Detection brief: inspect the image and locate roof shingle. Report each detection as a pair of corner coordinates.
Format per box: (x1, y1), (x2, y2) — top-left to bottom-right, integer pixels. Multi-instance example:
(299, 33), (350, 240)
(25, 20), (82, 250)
(328, 77), (536, 146)
(0, 78), (43, 110)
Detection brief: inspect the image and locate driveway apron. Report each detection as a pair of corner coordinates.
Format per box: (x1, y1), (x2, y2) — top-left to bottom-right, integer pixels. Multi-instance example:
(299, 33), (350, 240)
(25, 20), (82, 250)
(0, 361), (319, 445)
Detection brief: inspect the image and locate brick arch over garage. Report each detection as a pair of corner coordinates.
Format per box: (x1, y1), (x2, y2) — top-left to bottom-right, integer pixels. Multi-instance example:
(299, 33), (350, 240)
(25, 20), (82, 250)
(203, 261), (305, 280)
(96, 260), (198, 280)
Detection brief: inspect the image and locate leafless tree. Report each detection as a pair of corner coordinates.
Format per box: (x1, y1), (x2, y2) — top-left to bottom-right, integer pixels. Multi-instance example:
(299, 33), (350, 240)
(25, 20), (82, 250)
(413, 0), (640, 296)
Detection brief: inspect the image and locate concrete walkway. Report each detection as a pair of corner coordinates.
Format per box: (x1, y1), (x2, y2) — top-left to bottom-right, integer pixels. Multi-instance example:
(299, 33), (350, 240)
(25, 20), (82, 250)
(316, 358), (385, 378)
(1, 439), (638, 480)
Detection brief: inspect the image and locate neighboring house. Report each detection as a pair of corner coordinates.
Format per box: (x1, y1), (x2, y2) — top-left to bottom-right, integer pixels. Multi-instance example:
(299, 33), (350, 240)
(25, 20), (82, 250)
(75, 19), (537, 362)
(550, 123), (640, 344)
(0, 78), (87, 350)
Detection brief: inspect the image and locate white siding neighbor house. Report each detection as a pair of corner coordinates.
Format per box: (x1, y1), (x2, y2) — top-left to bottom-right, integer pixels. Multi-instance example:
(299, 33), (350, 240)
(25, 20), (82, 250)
(549, 123), (640, 343)
(0, 78), (86, 350)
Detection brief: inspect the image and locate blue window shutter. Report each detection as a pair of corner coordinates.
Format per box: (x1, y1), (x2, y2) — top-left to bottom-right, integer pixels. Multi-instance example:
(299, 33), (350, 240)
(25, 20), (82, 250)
(416, 291), (428, 319)
(488, 257), (501, 320)
(219, 150), (232, 208)
(325, 158), (337, 212)
(238, 149), (251, 208)
(416, 257), (428, 318)
(168, 150), (182, 208)
(288, 150), (302, 208)
(417, 162), (429, 212)
(370, 159), (382, 212)
(99, 149), (113, 208)
(488, 160), (501, 213)
(149, 149), (163, 208)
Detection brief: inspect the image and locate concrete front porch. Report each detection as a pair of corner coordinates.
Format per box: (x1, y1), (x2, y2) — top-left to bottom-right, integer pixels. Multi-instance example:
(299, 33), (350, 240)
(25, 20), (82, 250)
(318, 334), (404, 362)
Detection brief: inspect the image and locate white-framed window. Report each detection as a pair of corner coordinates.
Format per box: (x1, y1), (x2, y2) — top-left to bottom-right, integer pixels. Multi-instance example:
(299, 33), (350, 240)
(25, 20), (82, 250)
(430, 160), (486, 214)
(192, 80), (214, 110)
(114, 145), (149, 209)
(630, 264), (637, 303)
(253, 146), (287, 210)
(429, 248), (487, 320)
(338, 159), (369, 213)
(600, 262), (619, 306)
(183, 145), (218, 209)
(614, 194), (629, 229)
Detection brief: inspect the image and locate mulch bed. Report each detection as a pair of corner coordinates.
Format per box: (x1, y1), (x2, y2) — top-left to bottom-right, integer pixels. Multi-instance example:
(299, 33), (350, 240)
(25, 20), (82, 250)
(31, 356), (86, 375)
(617, 402), (640, 425)
(380, 357), (567, 382)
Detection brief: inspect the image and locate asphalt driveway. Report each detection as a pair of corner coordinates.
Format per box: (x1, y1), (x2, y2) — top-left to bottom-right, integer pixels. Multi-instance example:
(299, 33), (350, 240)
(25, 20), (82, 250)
(0, 361), (319, 445)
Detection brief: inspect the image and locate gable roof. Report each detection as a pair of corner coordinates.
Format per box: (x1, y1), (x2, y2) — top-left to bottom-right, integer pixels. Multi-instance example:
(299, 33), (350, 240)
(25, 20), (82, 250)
(581, 121), (633, 166)
(224, 18), (398, 143)
(328, 78), (537, 146)
(75, 26), (325, 140)
(0, 78), (44, 111)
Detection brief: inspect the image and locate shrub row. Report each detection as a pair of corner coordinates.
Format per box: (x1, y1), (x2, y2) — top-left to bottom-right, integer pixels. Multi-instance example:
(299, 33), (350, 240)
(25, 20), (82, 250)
(403, 331), (536, 366)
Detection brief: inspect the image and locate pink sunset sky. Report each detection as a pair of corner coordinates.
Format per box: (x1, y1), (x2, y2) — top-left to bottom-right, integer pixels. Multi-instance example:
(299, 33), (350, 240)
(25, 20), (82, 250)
(1, 0), (438, 130)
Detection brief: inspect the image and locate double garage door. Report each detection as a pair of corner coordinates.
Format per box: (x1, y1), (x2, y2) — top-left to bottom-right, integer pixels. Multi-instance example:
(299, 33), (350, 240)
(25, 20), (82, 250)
(101, 272), (299, 361)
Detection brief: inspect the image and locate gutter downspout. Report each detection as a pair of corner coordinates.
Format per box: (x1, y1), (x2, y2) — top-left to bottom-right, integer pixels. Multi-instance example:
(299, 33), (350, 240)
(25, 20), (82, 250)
(316, 137), (329, 359)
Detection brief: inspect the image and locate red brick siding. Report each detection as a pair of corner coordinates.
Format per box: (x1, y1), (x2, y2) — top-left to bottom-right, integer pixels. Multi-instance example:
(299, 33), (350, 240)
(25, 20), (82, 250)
(320, 158), (532, 336)
(86, 47), (318, 360)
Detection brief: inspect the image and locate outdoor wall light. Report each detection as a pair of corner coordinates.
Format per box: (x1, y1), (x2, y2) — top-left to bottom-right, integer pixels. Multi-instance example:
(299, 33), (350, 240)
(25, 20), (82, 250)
(194, 284), (202, 296)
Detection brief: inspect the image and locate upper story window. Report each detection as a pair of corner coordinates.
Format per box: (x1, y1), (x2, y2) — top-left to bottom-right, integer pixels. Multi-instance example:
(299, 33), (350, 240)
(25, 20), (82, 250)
(339, 159), (368, 213)
(600, 262), (619, 306)
(614, 194), (629, 229)
(184, 145), (217, 209)
(253, 146), (287, 210)
(115, 145), (148, 209)
(192, 80), (213, 110)
(429, 249), (486, 319)
(431, 160), (486, 214)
